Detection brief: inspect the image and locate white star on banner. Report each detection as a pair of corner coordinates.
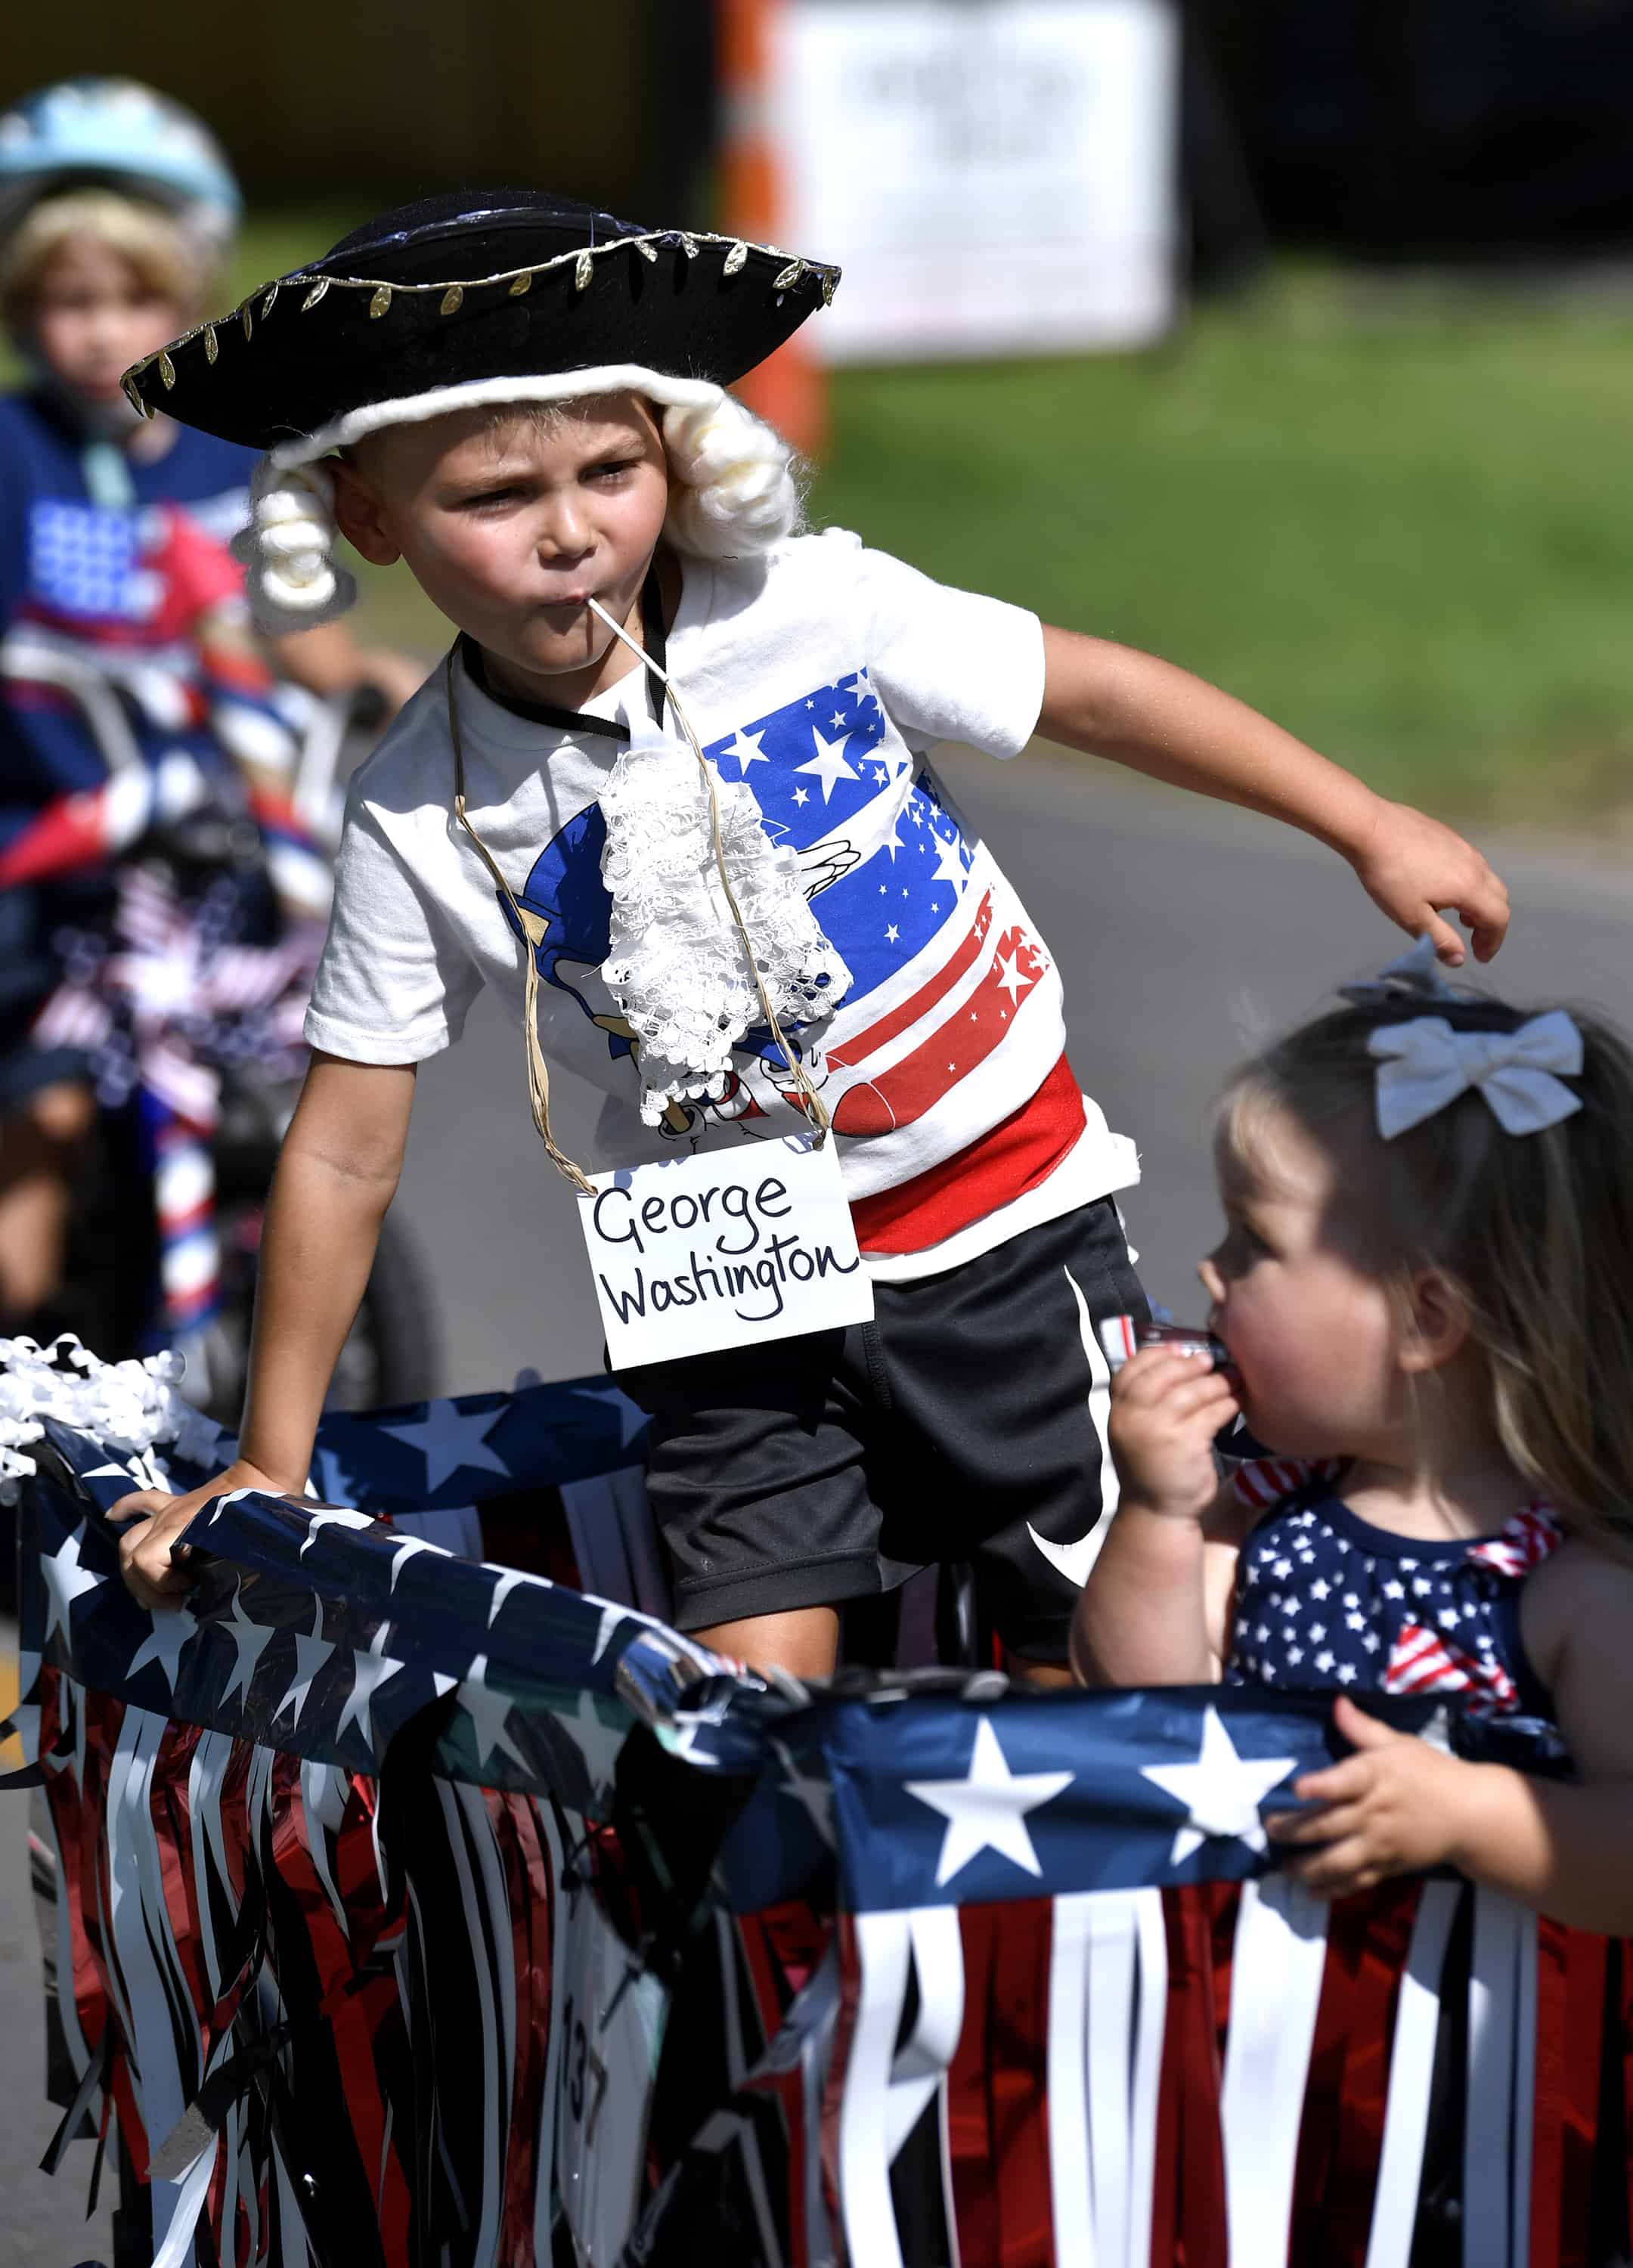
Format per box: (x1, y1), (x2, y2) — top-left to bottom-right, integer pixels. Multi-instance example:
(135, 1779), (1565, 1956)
(770, 1737), (835, 1844)
(562, 1688), (629, 1798)
(299, 1507), (379, 1559)
(207, 1486), (271, 1536)
(794, 723), (860, 804)
(906, 1717), (1073, 1885)
(219, 1580), (277, 1706)
(459, 1654), (531, 1774)
(566, 1380), (649, 1455)
(485, 1564), (553, 1628)
(125, 1603), (200, 1698)
(335, 1625), (407, 1750)
(42, 1524), (104, 1645)
(387, 1534), (455, 1593)
(883, 825), (904, 862)
(1141, 1706), (1299, 1866)
(841, 671), (869, 702)
(274, 1600), (334, 1730)
(722, 727), (767, 774)
(591, 1603), (627, 1665)
(379, 1402), (512, 1493)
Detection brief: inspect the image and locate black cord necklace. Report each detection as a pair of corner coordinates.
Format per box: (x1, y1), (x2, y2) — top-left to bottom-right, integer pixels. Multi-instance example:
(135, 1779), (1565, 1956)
(457, 559), (669, 742)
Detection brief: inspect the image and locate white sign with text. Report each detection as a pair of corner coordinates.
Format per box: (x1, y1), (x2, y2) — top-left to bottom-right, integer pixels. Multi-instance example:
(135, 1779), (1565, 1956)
(577, 1133), (874, 1370)
(775, 0), (1180, 362)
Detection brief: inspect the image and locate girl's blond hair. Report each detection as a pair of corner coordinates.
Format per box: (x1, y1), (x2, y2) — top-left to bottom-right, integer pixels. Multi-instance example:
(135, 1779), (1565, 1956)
(1219, 990), (1633, 1558)
(0, 189), (211, 333)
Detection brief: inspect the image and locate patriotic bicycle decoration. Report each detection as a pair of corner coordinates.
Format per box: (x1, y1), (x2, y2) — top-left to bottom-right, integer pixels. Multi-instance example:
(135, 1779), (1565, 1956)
(5, 1347), (1629, 2268)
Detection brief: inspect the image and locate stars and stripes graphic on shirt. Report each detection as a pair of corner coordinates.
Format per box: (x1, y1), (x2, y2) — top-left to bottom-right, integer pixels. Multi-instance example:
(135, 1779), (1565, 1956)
(10, 1383), (1607, 2268)
(701, 674), (1054, 1134)
(517, 671), (1058, 1163)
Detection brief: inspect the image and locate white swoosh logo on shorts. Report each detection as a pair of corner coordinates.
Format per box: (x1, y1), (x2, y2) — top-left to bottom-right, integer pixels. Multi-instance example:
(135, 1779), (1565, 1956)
(1027, 1264), (1119, 1587)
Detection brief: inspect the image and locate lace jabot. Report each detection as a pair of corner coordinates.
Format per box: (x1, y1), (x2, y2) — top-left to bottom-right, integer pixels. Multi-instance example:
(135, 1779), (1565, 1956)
(597, 733), (852, 1125)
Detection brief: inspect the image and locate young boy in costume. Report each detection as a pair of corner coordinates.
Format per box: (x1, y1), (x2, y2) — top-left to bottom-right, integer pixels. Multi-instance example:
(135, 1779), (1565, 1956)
(112, 191), (1508, 1684)
(0, 78), (420, 1330)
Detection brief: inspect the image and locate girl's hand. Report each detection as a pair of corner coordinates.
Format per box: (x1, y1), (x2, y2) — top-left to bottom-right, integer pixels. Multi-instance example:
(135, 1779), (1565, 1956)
(1267, 1693), (1477, 1896)
(1108, 1347), (1240, 1523)
(1347, 800), (1509, 966)
(108, 1459), (289, 1612)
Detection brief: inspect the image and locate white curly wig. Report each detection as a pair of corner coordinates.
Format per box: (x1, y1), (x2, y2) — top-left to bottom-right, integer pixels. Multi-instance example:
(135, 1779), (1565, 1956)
(232, 374), (803, 635)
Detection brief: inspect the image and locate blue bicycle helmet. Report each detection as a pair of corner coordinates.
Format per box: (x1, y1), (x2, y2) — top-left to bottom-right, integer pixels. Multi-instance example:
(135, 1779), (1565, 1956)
(0, 77), (240, 255)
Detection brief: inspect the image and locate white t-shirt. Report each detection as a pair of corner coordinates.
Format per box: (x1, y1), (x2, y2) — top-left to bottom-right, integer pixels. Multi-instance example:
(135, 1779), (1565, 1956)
(305, 532), (1138, 1279)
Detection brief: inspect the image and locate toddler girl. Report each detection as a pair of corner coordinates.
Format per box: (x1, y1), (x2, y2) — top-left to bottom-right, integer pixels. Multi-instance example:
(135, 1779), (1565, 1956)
(1074, 943), (1633, 1932)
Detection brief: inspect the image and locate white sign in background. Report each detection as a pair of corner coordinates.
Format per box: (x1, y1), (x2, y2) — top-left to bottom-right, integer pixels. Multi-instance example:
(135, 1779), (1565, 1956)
(774, 0), (1180, 362)
(576, 1132), (874, 1371)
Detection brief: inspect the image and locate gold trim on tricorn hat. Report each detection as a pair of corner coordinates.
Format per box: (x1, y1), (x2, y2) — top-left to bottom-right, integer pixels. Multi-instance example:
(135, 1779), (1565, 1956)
(130, 191), (838, 634)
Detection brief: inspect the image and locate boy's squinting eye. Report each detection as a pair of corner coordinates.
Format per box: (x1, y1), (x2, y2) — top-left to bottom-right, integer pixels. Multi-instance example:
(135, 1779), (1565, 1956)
(584, 457), (640, 482)
(453, 485), (526, 512)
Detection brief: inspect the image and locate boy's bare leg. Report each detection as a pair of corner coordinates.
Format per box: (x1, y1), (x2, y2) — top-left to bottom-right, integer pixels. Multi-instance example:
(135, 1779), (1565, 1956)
(693, 1606), (839, 1682)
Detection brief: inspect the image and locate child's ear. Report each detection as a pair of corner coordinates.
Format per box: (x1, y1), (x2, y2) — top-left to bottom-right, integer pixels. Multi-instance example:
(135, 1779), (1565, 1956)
(1397, 1269), (1472, 1374)
(330, 459), (400, 568)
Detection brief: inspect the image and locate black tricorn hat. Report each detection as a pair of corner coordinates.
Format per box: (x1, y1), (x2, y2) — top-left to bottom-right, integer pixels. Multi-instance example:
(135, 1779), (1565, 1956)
(122, 189), (839, 461)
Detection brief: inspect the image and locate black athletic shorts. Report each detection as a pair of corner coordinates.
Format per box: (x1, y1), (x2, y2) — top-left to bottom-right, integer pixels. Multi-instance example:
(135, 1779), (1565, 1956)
(613, 1197), (1150, 1662)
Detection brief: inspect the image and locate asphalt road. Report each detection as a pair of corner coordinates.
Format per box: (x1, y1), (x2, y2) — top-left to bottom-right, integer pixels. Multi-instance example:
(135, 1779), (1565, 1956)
(3, 751), (1628, 2260)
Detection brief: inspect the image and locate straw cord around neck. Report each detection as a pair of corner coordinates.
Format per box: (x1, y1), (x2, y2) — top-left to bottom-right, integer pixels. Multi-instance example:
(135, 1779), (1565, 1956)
(585, 594), (832, 1148)
(446, 598), (832, 1198)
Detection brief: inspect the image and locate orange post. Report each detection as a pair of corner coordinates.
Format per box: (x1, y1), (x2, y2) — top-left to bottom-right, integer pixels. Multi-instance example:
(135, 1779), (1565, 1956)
(717, 0), (829, 456)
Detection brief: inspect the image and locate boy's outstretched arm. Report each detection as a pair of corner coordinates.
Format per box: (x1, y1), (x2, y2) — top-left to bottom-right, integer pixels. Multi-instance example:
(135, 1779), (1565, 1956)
(1037, 627), (1509, 965)
(110, 1053), (417, 1607)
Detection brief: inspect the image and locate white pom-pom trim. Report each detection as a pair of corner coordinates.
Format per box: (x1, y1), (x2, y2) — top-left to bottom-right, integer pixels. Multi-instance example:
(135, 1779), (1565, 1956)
(0, 1335), (229, 1502)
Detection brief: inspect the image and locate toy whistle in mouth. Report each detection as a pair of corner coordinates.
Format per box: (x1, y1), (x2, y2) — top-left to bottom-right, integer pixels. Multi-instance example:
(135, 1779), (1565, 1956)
(1098, 1315), (1233, 1374)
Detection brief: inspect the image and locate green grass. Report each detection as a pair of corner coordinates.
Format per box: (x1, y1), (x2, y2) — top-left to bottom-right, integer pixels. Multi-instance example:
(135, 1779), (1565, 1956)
(42, 212), (1633, 823)
(813, 271), (1633, 825)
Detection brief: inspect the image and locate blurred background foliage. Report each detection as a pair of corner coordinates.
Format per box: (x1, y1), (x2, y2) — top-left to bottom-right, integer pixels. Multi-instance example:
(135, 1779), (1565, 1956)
(14, 5), (1633, 828)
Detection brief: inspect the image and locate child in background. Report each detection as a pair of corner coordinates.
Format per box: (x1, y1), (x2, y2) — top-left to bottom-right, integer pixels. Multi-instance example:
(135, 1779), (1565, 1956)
(0, 79), (420, 1329)
(110, 191), (1508, 1688)
(1074, 943), (1633, 1932)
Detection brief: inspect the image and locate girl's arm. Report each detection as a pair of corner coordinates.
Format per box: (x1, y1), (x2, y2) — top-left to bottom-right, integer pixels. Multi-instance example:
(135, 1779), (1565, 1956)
(1071, 1348), (1246, 1687)
(1269, 1551), (1633, 1933)
(1036, 627), (1510, 967)
(110, 1052), (416, 1607)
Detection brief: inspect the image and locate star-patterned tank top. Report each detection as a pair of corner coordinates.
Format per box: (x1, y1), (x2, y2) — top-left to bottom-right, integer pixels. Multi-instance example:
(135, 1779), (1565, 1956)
(1221, 1457), (1563, 1719)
